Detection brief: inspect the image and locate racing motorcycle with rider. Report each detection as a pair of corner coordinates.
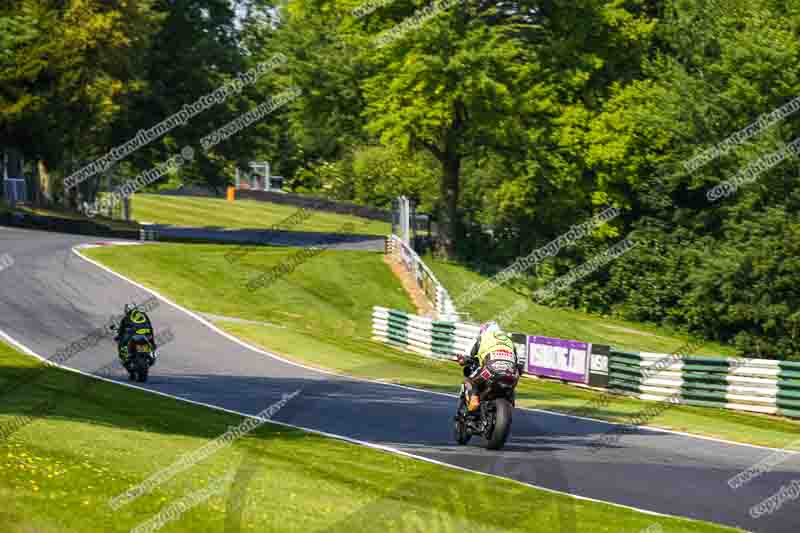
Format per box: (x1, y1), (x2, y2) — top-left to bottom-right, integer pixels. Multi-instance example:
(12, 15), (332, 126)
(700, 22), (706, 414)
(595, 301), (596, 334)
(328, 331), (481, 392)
(454, 321), (523, 450)
(110, 303), (158, 382)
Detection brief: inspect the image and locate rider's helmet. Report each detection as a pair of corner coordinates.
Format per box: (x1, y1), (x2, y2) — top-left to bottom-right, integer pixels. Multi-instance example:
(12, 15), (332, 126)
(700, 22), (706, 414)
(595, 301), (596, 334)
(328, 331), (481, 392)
(479, 320), (500, 336)
(124, 303), (147, 324)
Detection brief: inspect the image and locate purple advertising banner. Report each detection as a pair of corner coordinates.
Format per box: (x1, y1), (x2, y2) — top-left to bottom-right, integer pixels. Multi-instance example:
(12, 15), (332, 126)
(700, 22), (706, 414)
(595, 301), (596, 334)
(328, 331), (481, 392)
(527, 335), (589, 383)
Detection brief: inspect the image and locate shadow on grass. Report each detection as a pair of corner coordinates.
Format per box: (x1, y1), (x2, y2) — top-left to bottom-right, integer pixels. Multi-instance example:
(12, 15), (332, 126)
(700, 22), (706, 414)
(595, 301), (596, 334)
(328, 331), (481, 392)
(0, 363), (310, 445)
(0, 360), (680, 449)
(0, 357), (780, 533)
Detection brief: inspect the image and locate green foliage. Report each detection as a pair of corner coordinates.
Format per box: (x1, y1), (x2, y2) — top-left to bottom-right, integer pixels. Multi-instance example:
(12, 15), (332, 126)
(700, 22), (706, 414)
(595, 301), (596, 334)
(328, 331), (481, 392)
(290, 144), (439, 210)
(0, 0), (162, 170)
(5, 0), (800, 358)
(552, 0), (800, 359)
(351, 144), (439, 210)
(683, 209), (800, 359)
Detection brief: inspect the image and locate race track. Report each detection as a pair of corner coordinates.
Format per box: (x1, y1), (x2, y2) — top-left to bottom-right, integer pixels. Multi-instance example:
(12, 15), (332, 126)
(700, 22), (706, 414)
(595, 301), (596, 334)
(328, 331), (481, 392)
(1, 226), (799, 532)
(140, 225), (386, 251)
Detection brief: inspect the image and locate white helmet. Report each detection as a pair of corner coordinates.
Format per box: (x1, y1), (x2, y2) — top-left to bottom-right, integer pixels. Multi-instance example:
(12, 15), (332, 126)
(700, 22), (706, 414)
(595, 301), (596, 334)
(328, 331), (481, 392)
(479, 321), (500, 336)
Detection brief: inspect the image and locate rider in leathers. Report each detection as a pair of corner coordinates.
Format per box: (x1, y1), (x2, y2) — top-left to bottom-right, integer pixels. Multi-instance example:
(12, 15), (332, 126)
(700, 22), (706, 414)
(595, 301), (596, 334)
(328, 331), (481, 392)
(457, 321), (519, 415)
(114, 304), (158, 367)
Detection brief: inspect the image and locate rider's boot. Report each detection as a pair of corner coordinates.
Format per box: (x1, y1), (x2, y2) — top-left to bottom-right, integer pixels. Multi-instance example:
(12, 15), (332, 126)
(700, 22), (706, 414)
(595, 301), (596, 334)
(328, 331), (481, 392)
(118, 344), (131, 369)
(468, 394), (480, 416)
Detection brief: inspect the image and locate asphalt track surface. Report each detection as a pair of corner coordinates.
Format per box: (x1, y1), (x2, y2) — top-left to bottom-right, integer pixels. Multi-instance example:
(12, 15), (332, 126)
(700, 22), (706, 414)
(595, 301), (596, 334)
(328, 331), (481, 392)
(141, 225), (386, 251)
(1, 226), (799, 533)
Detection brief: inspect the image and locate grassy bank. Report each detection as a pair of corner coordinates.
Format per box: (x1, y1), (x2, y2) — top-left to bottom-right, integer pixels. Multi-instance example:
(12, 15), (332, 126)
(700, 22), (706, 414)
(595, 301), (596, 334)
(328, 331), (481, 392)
(0, 341), (739, 532)
(81, 244), (800, 448)
(427, 259), (739, 357)
(130, 194), (391, 235)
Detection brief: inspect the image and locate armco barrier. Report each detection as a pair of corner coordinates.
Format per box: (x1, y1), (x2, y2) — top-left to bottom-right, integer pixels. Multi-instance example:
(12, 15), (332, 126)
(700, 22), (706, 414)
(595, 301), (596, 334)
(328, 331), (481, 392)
(371, 306), (800, 420)
(156, 187), (393, 221)
(140, 227), (159, 241)
(385, 235), (459, 321)
(235, 189), (392, 221)
(371, 307), (478, 360)
(609, 350), (800, 418)
(0, 210), (139, 240)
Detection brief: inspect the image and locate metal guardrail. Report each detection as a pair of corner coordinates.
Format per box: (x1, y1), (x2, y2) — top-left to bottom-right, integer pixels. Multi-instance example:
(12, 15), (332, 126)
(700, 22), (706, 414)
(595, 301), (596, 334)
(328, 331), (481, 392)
(3, 178), (27, 205)
(139, 227), (159, 241)
(386, 234), (461, 321)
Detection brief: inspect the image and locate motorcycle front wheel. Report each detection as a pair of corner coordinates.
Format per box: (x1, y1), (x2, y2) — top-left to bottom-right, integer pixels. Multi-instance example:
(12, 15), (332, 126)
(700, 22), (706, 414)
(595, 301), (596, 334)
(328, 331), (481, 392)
(453, 397), (471, 445)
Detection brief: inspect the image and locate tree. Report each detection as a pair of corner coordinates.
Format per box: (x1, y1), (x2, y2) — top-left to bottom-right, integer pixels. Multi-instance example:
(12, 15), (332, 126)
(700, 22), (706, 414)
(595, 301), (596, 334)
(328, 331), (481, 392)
(358, 1), (542, 256)
(0, 0), (162, 205)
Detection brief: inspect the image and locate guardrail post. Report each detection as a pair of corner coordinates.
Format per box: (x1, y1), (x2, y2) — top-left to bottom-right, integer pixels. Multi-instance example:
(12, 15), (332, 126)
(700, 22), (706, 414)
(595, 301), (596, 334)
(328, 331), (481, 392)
(139, 227), (158, 242)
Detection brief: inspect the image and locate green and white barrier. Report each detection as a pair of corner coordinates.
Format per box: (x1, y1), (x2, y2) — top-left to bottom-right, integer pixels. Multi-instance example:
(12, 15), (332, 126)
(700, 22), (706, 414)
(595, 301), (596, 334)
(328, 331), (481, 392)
(609, 350), (800, 419)
(371, 306), (800, 420)
(371, 307), (478, 360)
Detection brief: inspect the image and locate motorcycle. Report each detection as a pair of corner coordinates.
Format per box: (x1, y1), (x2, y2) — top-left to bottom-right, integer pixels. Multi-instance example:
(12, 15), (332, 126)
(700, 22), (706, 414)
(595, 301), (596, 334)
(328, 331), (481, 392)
(453, 352), (520, 450)
(125, 333), (153, 383)
(111, 325), (154, 383)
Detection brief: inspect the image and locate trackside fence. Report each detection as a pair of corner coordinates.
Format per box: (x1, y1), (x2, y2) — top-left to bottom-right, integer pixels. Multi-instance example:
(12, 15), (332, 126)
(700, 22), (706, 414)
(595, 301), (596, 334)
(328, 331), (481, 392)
(371, 307), (478, 360)
(385, 234), (459, 321)
(370, 307), (800, 420)
(609, 350), (800, 418)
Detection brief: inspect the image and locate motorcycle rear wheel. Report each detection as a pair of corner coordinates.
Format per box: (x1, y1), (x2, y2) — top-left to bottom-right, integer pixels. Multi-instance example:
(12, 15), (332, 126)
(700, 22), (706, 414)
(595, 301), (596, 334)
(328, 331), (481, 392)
(486, 398), (512, 450)
(130, 355), (149, 383)
(136, 365), (149, 383)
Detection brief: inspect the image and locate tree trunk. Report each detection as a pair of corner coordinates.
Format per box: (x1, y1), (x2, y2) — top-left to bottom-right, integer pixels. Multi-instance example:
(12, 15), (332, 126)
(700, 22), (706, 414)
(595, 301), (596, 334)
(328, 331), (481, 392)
(438, 154), (460, 258)
(436, 98), (466, 259)
(40, 160), (54, 206)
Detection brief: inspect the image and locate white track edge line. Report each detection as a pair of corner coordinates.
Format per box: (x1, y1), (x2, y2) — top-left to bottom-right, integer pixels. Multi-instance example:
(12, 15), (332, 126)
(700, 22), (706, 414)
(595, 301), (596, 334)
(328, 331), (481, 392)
(0, 325), (712, 526)
(71, 245), (798, 456)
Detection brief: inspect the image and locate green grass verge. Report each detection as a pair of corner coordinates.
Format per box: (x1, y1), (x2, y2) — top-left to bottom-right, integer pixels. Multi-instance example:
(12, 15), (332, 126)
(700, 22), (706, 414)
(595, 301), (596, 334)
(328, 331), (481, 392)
(0, 343), (739, 532)
(81, 244), (800, 449)
(130, 194), (390, 235)
(426, 259), (738, 356)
